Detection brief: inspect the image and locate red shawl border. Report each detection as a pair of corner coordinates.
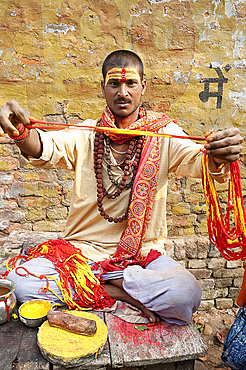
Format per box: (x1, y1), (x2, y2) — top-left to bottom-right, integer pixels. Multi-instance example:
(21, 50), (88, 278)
(95, 107), (175, 274)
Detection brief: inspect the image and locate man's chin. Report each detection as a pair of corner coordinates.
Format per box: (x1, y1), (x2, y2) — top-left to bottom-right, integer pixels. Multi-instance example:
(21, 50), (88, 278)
(117, 110), (132, 118)
(111, 106), (137, 119)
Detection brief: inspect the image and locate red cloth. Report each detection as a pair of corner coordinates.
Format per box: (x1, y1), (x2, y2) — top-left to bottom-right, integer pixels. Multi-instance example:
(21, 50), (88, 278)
(97, 107), (173, 272)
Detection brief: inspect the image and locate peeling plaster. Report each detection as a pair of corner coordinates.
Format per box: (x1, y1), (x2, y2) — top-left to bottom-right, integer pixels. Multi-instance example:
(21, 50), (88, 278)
(44, 23), (76, 35)
(232, 30), (245, 59)
(147, 0), (170, 4)
(205, 61), (222, 68)
(199, 31), (210, 42)
(229, 75), (246, 114)
(173, 71), (190, 84)
(212, 0), (221, 17)
(232, 59), (246, 69)
(194, 73), (203, 81)
(225, 0), (235, 18)
(191, 59), (205, 68)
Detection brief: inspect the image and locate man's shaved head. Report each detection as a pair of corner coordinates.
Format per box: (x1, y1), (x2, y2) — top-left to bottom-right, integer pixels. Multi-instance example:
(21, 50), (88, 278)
(102, 50), (144, 81)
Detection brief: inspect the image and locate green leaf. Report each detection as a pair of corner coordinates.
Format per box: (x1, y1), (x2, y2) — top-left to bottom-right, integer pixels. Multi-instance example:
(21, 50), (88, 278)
(196, 324), (205, 333)
(134, 325), (150, 331)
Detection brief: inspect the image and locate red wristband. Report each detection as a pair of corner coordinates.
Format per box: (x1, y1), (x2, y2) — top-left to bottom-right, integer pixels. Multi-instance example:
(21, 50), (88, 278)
(8, 126), (29, 141)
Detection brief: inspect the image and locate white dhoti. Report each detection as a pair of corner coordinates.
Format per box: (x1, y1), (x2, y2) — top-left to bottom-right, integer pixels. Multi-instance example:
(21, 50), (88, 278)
(8, 255), (201, 325)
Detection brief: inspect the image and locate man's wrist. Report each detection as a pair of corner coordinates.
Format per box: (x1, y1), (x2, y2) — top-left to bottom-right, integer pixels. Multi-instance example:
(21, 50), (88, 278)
(212, 157), (226, 169)
(207, 156), (230, 178)
(8, 126), (30, 143)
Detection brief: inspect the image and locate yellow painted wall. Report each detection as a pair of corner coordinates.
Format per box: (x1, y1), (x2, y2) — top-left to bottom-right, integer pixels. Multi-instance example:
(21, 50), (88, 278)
(0, 0), (245, 137)
(0, 0), (245, 239)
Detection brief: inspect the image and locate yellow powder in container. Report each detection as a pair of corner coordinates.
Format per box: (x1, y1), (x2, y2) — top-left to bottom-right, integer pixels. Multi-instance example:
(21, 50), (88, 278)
(37, 311), (108, 366)
(20, 300), (52, 319)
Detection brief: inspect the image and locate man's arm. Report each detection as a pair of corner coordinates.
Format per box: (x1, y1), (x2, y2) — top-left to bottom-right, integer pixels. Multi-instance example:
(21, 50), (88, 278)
(204, 127), (243, 166)
(0, 100), (42, 158)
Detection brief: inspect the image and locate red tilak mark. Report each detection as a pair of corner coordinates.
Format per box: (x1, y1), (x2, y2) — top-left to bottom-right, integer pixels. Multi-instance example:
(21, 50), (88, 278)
(121, 68), (126, 82)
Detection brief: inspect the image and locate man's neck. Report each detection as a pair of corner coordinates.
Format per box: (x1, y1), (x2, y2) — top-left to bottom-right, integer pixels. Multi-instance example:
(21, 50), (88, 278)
(115, 108), (140, 129)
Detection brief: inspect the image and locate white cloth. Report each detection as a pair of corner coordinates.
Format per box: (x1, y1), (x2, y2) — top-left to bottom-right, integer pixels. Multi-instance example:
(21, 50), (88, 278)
(24, 120), (229, 261)
(8, 255), (201, 325)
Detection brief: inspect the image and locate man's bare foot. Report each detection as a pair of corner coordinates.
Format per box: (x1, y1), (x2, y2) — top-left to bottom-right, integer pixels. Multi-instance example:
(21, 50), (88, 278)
(103, 280), (160, 323)
(138, 302), (161, 323)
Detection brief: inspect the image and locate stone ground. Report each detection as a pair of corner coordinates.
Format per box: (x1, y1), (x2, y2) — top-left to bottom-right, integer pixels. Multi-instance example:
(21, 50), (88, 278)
(194, 307), (238, 369)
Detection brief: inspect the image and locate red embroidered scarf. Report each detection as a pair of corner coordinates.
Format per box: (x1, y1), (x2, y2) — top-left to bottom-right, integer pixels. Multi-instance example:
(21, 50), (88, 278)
(98, 106), (173, 272)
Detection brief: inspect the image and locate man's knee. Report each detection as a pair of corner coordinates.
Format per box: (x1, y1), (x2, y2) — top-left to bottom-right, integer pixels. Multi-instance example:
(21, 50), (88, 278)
(172, 272), (202, 310)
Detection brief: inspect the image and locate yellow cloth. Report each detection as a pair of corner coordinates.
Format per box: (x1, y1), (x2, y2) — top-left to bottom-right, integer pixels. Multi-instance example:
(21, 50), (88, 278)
(26, 119), (230, 262)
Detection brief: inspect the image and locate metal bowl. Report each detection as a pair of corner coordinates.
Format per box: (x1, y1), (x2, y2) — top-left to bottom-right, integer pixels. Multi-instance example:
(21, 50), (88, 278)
(18, 299), (52, 328)
(0, 279), (17, 325)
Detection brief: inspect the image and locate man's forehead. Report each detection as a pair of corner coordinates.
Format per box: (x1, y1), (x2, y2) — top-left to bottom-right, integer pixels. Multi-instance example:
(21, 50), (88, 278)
(105, 67), (141, 85)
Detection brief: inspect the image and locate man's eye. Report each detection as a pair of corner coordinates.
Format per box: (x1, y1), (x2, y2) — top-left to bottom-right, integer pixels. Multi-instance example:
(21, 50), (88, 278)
(127, 80), (138, 86)
(109, 81), (119, 87)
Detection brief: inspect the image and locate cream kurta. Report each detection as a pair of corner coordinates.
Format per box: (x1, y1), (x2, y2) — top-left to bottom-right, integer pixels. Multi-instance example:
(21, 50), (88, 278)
(27, 119), (230, 262)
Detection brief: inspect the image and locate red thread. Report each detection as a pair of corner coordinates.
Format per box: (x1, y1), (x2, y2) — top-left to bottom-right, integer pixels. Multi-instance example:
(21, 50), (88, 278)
(6, 239), (115, 310)
(26, 119), (207, 141)
(201, 156), (246, 306)
(202, 156), (246, 261)
(16, 266), (30, 277)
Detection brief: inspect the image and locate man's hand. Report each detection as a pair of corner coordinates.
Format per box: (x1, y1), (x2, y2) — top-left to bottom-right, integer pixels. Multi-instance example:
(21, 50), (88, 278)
(0, 100), (30, 136)
(204, 128), (243, 165)
(0, 100), (42, 158)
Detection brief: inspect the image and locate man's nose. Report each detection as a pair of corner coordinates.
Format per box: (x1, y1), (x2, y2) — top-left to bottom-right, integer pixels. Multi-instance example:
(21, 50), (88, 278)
(117, 83), (128, 97)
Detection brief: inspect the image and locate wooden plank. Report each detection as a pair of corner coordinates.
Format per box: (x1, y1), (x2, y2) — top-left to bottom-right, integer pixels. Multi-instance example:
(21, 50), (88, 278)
(107, 361), (194, 370)
(15, 324), (50, 370)
(105, 313), (207, 368)
(53, 312), (111, 370)
(0, 317), (23, 370)
(111, 363), (176, 370)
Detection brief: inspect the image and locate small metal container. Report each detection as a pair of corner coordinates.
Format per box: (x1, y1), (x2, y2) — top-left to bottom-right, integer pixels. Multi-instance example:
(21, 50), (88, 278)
(0, 279), (17, 325)
(19, 299), (52, 328)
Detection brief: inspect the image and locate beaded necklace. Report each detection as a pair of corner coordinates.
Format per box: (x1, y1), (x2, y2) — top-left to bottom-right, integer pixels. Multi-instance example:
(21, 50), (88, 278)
(94, 132), (143, 223)
(104, 135), (141, 188)
(109, 144), (127, 155)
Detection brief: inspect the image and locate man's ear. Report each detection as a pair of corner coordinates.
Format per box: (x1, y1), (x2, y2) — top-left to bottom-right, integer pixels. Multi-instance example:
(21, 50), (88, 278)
(101, 80), (106, 97)
(141, 79), (147, 96)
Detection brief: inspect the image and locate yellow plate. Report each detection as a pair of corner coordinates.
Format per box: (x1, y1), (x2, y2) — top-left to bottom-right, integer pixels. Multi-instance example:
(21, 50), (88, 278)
(37, 311), (108, 367)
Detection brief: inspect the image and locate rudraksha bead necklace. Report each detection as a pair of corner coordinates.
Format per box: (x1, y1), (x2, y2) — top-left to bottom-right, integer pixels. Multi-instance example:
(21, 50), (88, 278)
(104, 136), (140, 189)
(94, 132), (143, 223)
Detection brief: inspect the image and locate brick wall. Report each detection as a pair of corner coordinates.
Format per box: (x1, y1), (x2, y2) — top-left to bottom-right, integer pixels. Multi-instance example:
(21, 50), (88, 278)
(0, 0), (246, 309)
